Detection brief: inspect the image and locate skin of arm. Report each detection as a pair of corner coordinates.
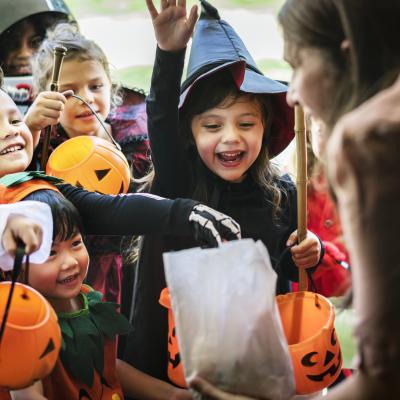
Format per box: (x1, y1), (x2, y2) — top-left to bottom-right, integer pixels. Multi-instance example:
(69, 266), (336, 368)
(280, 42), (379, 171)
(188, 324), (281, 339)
(145, 0), (198, 198)
(189, 377), (261, 400)
(11, 381), (46, 400)
(116, 359), (192, 400)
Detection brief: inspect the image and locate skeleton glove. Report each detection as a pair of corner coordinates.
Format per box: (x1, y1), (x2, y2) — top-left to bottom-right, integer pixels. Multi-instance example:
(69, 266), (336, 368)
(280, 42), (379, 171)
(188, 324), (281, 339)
(189, 204), (241, 247)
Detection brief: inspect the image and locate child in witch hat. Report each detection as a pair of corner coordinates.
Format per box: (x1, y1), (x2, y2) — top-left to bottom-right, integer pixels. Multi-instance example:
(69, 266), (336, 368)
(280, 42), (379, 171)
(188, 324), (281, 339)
(0, 64), (239, 398)
(122, 0), (323, 387)
(0, 62), (241, 274)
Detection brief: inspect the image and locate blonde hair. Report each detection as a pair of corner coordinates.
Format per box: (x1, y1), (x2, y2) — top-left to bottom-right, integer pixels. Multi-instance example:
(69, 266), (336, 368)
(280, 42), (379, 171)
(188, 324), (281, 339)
(32, 23), (121, 106)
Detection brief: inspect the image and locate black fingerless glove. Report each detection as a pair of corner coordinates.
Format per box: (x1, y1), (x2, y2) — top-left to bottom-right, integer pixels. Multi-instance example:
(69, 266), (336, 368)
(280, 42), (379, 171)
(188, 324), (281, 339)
(188, 204), (241, 247)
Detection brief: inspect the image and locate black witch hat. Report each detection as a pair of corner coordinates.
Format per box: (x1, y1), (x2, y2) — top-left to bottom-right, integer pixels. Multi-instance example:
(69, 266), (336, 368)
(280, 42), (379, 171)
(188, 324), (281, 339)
(179, 0), (294, 157)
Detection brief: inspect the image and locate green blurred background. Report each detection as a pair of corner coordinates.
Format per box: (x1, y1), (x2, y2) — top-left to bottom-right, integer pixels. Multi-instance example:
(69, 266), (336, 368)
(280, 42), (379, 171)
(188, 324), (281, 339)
(64, 0), (290, 92)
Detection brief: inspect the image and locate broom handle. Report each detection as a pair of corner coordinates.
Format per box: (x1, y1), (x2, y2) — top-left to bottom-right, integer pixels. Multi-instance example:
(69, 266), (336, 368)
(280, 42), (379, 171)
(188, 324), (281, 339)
(40, 45), (67, 171)
(295, 105), (308, 291)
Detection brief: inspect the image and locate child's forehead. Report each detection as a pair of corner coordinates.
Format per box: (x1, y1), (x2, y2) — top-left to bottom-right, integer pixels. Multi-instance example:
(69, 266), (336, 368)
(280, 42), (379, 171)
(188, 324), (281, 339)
(0, 89), (21, 115)
(216, 94), (263, 112)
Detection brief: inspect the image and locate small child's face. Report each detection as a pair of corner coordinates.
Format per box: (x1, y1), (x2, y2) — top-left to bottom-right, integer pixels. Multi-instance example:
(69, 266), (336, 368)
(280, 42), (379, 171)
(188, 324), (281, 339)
(2, 20), (41, 76)
(0, 90), (33, 177)
(28, 232), (89, 312)
(191, 96), (264, 183)
(57, 59), (112, 138)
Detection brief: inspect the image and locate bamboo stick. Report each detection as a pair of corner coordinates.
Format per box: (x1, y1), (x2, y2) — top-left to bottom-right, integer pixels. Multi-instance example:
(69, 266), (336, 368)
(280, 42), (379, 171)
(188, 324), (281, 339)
(40, 45), (67, 171)
(294, 105), (308, 291)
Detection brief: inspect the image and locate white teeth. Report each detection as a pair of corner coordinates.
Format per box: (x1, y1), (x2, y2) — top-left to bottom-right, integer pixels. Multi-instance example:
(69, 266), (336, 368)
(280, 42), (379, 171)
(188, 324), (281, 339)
(79, 111), (94, 117)
(0, 145), (23, 155)
(59, 274), (77, 284)
(219, 151), (242, 156)
(218, 151), (243, 157)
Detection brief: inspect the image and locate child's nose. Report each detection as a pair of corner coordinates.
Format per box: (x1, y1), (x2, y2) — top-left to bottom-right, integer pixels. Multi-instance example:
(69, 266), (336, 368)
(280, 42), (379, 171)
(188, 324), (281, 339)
(60, 254), (79, 270)
(18, 38), (34, 59)
(221, 125), (241, 143)
(0, 125), (19, 140)
(80, 88), (95, 104)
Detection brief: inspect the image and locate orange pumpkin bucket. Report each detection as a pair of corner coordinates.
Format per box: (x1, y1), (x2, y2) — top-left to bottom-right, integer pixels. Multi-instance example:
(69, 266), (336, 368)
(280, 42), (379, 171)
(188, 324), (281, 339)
(159, 287), (186, 388)
(0, 282), (61, 389)
(46, 135), (131, 195)
(276, 291), (342, 394)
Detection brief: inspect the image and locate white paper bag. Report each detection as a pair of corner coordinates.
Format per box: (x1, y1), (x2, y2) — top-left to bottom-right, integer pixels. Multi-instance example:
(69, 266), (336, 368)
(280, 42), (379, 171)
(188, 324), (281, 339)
(163, 239), (295, 400)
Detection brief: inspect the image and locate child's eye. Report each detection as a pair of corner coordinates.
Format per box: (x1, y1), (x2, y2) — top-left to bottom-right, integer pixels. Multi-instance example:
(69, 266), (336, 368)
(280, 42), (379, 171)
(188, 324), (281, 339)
(71, 235), (83, 247)
(72, 239), (82, 247)
(240, 122), (255, 128)
(59, 86), (75, 92)
(49, 249), (57, 257)
(8, 112), (23, 125)
(10, 119), (23, 125)
(91, 84), (103, 91)
(204, 124), (221, 130)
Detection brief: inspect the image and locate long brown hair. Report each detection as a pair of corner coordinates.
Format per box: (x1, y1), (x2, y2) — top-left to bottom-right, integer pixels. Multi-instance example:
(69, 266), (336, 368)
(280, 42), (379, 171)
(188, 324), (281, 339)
(179, 70), (286, 216)
(279, 0), (400, 130)
(32, 23), (122, 107)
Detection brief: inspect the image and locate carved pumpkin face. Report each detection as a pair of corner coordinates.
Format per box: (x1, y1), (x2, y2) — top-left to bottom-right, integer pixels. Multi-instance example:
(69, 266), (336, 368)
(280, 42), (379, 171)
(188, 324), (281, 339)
(276, 291), (342, 394)
(159, 287), (186, 388)
(0, 283), (61, 390)
(46, 136), (131, 195)
(301, 328), (342, 385)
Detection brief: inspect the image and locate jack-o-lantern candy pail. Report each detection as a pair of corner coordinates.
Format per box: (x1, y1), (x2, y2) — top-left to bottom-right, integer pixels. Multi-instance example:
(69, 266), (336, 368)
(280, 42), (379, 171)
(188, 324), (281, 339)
(0, 282), (61, 390)
(276, 291), (342, 395)
(46, 136), (131, 195)
(159, 287), (186, 388)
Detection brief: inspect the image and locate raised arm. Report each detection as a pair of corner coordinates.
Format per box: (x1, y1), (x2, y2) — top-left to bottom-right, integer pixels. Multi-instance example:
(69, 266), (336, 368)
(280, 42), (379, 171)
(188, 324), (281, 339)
(146, 0), (198, 52)
(146, 0), (198, 197)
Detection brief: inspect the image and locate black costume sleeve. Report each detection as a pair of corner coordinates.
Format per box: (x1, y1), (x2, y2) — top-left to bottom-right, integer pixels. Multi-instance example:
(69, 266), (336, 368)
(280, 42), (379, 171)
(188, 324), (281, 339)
(146, 47), (191, 198)
(57, 183), (196, 237)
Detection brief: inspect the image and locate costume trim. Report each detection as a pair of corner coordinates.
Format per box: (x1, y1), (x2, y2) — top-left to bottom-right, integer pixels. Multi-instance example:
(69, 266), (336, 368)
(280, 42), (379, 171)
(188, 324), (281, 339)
(58, 286), (132, 387)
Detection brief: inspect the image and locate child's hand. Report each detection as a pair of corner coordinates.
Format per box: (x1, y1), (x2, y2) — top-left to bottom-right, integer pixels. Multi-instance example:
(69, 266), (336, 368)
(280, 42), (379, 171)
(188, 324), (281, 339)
(189, 204), (241, 247)
(190, 377), (262, 400)
(24, 90), (73, 147)
(287, 230), (321, 269)
(146, 0), (198, 52)
(2, 214), (43, 256)
(170, 387), (194, 400)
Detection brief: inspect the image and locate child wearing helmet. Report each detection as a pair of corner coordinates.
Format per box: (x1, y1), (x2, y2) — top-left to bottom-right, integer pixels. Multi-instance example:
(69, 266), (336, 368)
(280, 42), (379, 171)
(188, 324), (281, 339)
(0, 0), (74, 113)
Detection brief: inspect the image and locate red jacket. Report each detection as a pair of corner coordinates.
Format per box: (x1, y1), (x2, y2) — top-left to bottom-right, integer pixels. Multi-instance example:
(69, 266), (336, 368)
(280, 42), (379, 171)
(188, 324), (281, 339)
(294, 176), (351, 297)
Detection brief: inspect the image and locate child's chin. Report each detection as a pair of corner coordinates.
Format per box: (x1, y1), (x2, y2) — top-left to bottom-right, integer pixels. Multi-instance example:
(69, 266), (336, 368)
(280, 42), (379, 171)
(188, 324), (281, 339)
(218, 171), (246, 183)
(0, 162), (30, 177)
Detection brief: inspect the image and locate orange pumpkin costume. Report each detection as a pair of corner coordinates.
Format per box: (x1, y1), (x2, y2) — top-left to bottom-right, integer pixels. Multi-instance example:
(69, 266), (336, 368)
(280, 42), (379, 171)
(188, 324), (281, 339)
(42, 285), (131, 400)
(0, 172), (61, 204)
(0, 174), (131, 398)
